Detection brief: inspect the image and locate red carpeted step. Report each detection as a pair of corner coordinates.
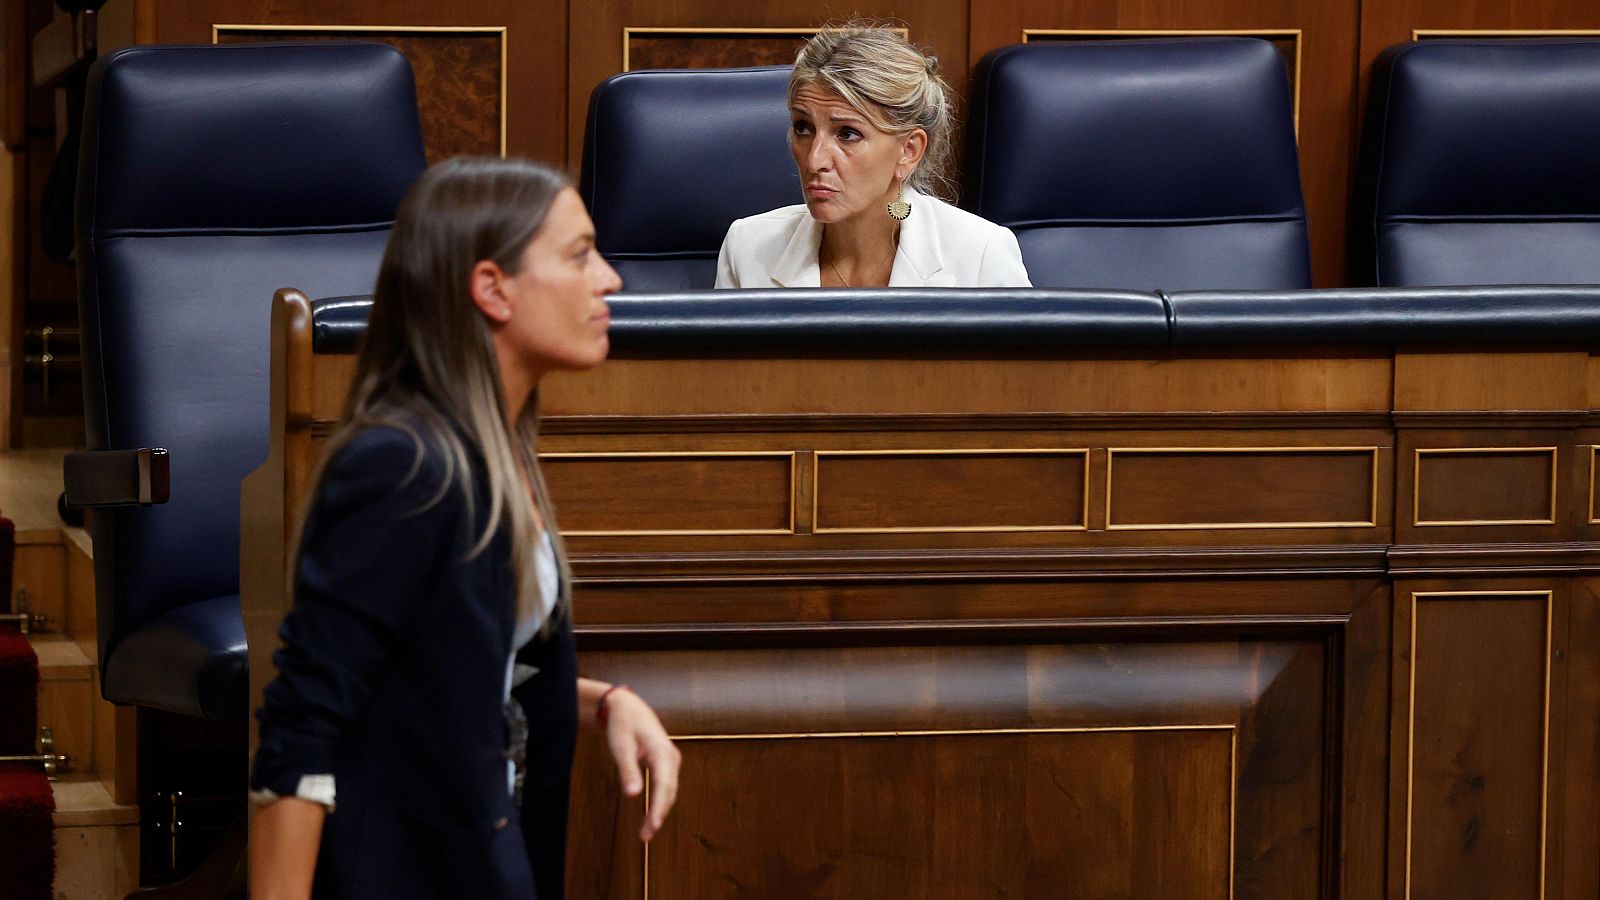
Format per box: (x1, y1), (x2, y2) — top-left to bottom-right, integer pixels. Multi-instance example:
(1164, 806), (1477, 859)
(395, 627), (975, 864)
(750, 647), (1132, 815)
(0, 625), (37, 754)
(0, 763), (53, 900)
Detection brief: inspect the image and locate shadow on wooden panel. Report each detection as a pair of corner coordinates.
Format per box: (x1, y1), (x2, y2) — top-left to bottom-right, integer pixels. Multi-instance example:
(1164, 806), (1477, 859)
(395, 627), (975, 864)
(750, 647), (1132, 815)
(215, 26), (504, 160)
(623, 26), (910, 71)
(814, 449), (1089, 533)
(543, 452), (795, 535)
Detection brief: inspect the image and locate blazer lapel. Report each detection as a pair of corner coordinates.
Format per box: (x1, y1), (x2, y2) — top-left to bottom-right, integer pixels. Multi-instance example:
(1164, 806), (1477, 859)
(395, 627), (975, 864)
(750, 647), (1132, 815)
(771, 211), (823, 287)
(889, 189), (949, 287)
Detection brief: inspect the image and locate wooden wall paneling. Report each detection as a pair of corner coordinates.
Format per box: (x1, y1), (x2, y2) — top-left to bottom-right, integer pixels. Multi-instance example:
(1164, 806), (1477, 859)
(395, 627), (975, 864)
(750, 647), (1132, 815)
(572, 623), (1334, 898)
(813, 448), (1089, 533)
(568, 1), (970, 172)
(968, 0), (1361, 288)
(1390, 582), (1564, 900)
(544, 451), (796, 535)
(1105, 446), (1378, 530)
(147, 0), (566, 165)
(1559, 578), (1600, 900)
(1395, 428), (1583, 545)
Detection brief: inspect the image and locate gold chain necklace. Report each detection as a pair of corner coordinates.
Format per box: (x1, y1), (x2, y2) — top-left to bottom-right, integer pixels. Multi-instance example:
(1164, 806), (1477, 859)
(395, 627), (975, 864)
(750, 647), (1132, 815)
(823, 227), (899, 288)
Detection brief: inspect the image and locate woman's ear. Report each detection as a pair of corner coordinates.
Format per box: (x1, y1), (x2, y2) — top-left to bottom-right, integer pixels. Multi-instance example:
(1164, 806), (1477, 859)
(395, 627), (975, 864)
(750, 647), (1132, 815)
(897, 128), (928, 178)
(470, 259), (513, 324)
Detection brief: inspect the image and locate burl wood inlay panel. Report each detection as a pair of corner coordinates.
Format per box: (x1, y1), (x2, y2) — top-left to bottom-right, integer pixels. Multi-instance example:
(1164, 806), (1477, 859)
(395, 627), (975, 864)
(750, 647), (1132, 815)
(650, 729), (1232, 900)
(1413, 449), (1556, 526)
(1407, 592), (1550, 900)
(542, 453), (793, 535)
(625, 30), (810, 70)
(1107, 448), (1377, 529)
(216, 29), (502, 161)
(814, 450), (1088, 532)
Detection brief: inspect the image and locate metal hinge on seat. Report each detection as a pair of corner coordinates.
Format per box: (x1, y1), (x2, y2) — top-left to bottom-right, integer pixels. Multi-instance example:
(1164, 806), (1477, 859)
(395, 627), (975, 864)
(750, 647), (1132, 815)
(0, 725), (71, 779)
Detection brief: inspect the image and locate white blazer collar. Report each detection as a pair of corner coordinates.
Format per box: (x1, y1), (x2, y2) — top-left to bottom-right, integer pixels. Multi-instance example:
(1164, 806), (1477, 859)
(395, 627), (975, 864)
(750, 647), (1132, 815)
(770, 188), (944, 287)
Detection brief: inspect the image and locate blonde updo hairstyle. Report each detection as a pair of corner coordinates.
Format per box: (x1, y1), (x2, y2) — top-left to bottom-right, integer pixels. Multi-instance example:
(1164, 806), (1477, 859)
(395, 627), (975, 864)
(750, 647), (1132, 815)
(789, 23), (956, 200)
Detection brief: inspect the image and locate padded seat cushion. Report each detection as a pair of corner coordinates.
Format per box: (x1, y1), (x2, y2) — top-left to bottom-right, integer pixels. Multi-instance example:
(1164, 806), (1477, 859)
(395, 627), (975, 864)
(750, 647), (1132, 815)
(102, 595), (248, 722)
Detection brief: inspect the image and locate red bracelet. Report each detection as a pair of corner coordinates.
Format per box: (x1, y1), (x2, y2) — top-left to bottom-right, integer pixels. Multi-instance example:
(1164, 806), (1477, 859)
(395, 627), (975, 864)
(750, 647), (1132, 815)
(596, 684), (631, 728)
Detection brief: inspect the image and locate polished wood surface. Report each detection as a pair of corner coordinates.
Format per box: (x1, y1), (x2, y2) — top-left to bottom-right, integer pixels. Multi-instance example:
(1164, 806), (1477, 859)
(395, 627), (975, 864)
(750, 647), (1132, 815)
(239, 290), (1600, 898)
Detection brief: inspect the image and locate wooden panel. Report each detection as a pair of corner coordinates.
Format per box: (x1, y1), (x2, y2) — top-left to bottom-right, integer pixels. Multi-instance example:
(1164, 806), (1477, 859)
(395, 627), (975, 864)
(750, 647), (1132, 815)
(569, 2), (970, 171)
(649, 728), (1232, 900)
(543, 452), (794, 535)
(624, 27), (812, 70)
(814, 449), (1088, 532)
(216, 26), (505, 161)
(572, 632), (1330, 899)
(971, 0), (1361, 289)
(148, 0), (565, 165)
(1405, 591), (1551, 900)
(1107, 447), (1377, 529)
(1395, 351), (1587, 412)
(543, 354), (1394, 417)
(1414, 448), (1556, 527)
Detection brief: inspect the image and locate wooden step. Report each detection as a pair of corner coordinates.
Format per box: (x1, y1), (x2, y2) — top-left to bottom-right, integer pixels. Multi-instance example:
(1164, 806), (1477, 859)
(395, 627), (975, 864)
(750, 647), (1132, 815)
(53, 776), (139, 900)
(34, 636), (92, 777)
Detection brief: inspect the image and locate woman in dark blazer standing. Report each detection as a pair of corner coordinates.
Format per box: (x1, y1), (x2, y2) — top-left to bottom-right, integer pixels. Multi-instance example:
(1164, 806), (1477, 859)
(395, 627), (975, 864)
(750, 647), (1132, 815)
(248, 157), (680, 899)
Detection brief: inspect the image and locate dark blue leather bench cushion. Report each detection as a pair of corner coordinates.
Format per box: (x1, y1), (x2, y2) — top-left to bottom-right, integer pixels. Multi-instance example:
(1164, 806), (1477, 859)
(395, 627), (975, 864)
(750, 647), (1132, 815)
(1167, 286), (1600, 346)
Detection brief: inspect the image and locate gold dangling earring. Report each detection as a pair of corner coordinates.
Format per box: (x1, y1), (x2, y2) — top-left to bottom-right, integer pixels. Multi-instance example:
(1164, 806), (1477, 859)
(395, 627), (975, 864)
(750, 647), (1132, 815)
(886, 178), (912, 221)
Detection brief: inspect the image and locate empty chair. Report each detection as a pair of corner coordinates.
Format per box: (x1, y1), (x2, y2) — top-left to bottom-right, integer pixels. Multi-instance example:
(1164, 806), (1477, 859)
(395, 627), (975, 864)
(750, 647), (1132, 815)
(966, 38), (1310, 290)
(70, 42), (425, 725)
(581, 66), (800, 292)
(1356, 39), (1600, 286)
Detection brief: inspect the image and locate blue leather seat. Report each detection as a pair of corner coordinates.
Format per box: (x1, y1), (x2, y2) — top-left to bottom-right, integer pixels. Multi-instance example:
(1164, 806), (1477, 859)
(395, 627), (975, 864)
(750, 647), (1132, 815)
(580, 66), (799, 292)
(1358, 39), (1600, 286)
(967, 38), (1310, 290)
(74, 42), (425, 721)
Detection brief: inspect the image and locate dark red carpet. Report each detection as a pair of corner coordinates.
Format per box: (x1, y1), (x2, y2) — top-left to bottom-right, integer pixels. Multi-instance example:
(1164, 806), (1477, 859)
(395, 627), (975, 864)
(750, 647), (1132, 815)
(0, 507), (53, 900)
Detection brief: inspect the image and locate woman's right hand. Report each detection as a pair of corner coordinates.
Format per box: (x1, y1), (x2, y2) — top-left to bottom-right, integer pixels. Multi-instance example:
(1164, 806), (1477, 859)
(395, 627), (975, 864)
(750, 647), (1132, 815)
(600, 687), (682, 841)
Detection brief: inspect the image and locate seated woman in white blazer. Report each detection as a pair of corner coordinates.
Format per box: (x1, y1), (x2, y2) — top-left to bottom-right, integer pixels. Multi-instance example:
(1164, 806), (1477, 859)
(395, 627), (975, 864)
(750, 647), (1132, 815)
(716, 25), (1031, 289)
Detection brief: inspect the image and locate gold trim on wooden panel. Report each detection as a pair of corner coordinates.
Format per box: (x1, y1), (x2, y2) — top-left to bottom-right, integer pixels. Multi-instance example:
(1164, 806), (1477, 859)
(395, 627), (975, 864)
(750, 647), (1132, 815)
(1021, 29), (1302, 134)
(1411, 447), (1558, 527)
(1404, 591), (1553, 900)
(212, 24), (509, 157)
(541, 450), (796, 537)
(811, 448), (1091, 534)
(621, 26), (908, 72)
(1589, 446), (1599, 525)
(1415, 29), (1600, 40)
(646, 724), (1238, 900)
(1104, 446), (1381, 531)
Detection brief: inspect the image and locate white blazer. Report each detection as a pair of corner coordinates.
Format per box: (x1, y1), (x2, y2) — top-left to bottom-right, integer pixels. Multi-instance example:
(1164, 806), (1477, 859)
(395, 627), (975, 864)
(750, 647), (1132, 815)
(715, 189), (1032, 289)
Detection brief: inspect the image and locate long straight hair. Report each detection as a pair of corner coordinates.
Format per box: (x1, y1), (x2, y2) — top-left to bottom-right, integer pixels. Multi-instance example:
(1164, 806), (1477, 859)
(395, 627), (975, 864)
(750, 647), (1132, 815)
(311, 156), (574, 629)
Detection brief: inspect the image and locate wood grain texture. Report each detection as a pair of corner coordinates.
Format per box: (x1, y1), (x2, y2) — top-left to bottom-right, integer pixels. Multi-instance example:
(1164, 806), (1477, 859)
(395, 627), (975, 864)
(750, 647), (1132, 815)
(1413, 449), (1556, 526)
(1406, 590), (1551, 900)
(544, 453), (795, 534)
(970, 0), (1360, 289)
(1107, 447), (1376, 529)
(626, 32), (809, 69)
(814, 450), (1087, 532)
(217, 28), (503, 160)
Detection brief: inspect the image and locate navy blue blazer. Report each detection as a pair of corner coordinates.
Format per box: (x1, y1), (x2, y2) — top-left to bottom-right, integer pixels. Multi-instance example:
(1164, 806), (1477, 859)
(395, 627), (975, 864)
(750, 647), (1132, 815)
(251, 423), (578, 899)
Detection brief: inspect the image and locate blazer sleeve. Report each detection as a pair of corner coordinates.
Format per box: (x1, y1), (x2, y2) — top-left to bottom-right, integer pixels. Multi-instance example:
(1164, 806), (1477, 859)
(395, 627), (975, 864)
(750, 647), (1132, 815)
(714, 218), (742, 289)
(250, 425), (460, 797)
(977, 226), (1033, 288)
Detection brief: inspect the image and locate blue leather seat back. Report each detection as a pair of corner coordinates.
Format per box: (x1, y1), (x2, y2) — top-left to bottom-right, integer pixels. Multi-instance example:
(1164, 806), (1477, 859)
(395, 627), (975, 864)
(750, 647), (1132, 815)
(1364, 39), (1600, 286)
(77, 42), (426, 703)
(581, 67), (800, 292)
(967, 38), (1310, 290)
